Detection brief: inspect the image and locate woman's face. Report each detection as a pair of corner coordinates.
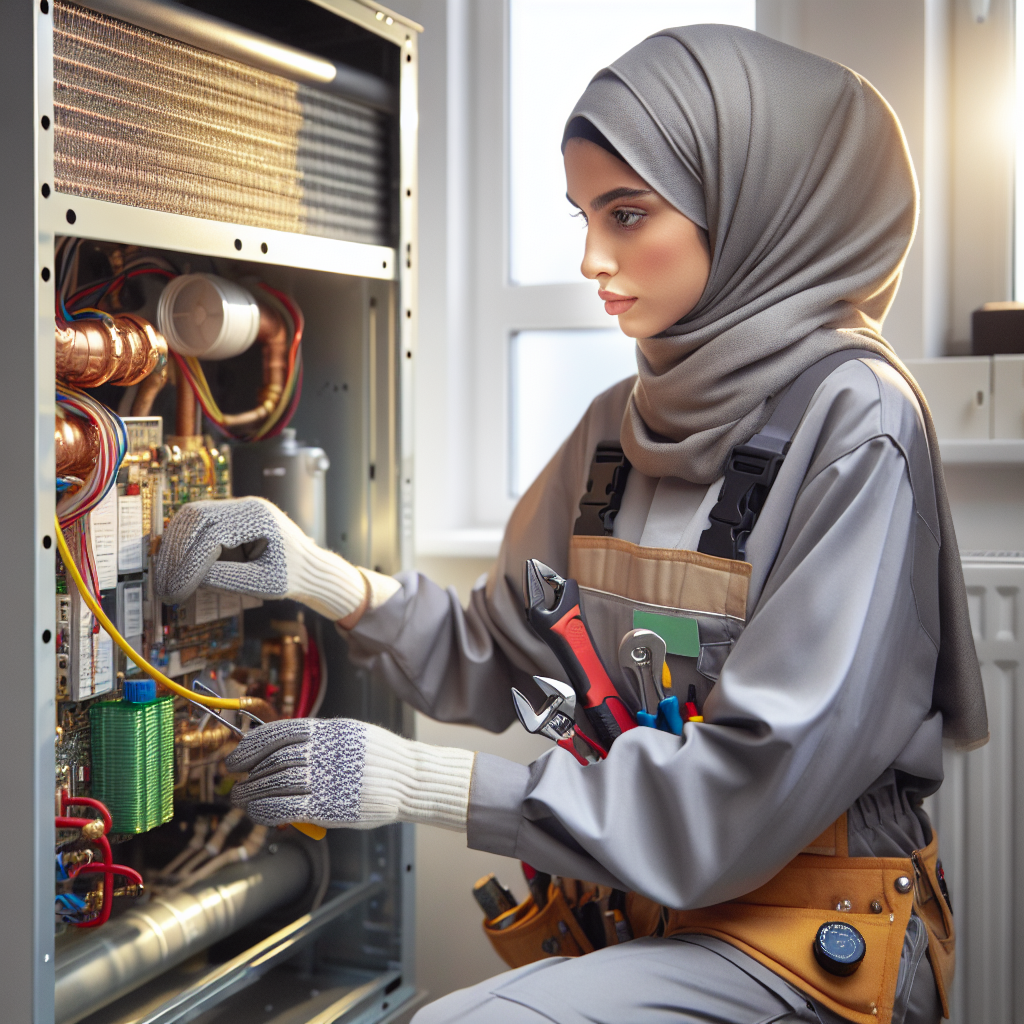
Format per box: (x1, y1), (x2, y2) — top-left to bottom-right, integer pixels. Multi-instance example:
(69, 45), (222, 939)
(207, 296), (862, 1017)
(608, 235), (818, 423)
(564, 138), (711, 339)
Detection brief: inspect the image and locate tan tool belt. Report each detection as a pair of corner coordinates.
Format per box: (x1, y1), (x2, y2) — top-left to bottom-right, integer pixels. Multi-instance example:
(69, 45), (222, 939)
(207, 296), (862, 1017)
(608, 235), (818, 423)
(481, 815), (954, 1024)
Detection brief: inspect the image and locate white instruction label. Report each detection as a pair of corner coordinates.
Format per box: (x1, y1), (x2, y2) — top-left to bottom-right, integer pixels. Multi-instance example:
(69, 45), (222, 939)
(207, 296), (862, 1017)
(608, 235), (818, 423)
(89, 488), (118, 590)
(94, 629), (114, 696)
(71, 594), (114, 699)
(122, 581), (144, 638)
(194, 588), (221, 625)
(118, 494), (144, 573)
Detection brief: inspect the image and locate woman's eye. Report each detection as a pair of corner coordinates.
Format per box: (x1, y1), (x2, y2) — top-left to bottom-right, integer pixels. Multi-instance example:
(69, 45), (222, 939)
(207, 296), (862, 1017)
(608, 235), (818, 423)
(613, 208), (645, 228)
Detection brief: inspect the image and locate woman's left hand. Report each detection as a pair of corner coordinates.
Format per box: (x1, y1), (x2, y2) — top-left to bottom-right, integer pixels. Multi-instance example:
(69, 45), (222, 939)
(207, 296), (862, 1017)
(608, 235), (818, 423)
(225, 718), (476, 832)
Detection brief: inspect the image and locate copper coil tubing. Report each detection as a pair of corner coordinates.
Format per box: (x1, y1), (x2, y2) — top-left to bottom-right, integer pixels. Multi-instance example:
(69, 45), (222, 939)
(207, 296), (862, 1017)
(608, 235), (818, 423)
(55, 407), (99, 479)
(221, 303), (287, 429)
(56, 313), (168, 388)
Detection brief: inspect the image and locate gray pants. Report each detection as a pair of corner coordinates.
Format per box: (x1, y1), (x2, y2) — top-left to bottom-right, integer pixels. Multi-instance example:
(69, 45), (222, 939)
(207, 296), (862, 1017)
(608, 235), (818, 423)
(412, 932), (942, 1024)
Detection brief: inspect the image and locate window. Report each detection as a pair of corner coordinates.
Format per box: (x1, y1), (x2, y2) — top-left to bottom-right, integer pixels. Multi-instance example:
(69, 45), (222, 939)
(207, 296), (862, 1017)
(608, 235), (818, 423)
(509, 0), (756, 286)
(510, 329), (637, 496)
(413, 1), (756, 553)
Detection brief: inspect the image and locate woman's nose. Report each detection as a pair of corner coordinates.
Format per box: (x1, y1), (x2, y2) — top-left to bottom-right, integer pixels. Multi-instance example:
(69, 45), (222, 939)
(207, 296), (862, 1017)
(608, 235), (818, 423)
(580, 228), (617, 281)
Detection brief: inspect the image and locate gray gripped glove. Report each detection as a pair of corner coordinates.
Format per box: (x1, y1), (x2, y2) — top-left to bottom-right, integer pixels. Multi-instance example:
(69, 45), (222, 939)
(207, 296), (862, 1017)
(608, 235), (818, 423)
(153, 496), (399, 623)
(225, 718), (475, 832)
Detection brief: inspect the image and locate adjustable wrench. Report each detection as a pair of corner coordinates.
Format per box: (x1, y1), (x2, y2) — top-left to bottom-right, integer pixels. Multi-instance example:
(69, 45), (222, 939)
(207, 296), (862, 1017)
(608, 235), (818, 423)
(523, 559), (636, 750)
(511, 675), (607, 765)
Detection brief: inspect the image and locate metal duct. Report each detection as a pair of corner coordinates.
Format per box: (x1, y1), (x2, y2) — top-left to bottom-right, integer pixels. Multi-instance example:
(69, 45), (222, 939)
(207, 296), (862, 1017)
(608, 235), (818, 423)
(54, 844), (311, 1024)
(53, 1), (393, 245)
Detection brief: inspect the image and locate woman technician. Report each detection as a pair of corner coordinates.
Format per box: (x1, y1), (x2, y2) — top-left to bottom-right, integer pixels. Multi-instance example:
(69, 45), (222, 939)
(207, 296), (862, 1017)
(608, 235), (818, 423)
(156, 25), (987, 1024)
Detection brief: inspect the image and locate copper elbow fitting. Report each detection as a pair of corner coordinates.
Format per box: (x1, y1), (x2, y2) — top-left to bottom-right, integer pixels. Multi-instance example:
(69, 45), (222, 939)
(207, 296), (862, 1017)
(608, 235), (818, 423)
(238, 696), (281, 723)
(175, 720), (235, 753)
(55, 408), (99, 478)
(56, 314), (168, 388)
(222, 302), (288, 429)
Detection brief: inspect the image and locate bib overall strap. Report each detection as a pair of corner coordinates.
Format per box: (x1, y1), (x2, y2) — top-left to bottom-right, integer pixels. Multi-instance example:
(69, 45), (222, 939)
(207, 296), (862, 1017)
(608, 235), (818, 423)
(697, 349), (876, 561)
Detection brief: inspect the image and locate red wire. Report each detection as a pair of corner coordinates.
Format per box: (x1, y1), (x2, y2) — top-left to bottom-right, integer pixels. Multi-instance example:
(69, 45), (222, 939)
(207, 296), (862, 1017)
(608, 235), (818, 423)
(66, 267), (175, 308)
(57, 792), (141, 928)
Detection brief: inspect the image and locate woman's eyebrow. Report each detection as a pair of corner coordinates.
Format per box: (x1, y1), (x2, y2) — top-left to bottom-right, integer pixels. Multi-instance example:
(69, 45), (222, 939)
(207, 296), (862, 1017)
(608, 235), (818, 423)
(564, 186), (653, 212)
(590, 187), (652, 211)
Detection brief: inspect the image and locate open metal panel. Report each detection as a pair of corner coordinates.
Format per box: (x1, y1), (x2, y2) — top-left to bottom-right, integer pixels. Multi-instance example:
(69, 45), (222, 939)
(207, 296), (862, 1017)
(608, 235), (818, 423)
(0, 0), (420, 1020)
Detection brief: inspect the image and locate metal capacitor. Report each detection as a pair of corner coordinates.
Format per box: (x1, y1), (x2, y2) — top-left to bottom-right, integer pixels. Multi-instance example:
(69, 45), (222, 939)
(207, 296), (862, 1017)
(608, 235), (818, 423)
(230, 428), (330, 546)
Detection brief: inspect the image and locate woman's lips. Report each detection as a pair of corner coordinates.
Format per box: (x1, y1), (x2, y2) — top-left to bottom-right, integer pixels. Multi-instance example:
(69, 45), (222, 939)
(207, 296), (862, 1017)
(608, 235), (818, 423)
(599, 291), (637, 316)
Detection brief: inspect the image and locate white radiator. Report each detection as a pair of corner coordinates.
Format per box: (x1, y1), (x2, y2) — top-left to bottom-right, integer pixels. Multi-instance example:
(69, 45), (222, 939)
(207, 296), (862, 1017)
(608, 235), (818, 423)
(926, 554), (1024, 1023)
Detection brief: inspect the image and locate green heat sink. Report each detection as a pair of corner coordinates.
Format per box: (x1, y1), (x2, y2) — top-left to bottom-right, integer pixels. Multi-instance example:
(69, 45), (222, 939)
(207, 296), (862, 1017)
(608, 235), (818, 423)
(89, 695), (174, 833)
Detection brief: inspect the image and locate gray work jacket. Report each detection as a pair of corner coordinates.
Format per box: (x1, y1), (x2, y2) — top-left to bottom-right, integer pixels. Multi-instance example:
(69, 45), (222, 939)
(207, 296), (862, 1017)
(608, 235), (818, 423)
(346, 356), (943, 911)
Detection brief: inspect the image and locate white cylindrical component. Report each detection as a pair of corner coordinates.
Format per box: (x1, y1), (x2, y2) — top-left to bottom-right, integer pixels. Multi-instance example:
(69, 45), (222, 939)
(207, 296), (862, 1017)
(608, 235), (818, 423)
(54, 844), (309, 1024)
(157, 273), (260, 360)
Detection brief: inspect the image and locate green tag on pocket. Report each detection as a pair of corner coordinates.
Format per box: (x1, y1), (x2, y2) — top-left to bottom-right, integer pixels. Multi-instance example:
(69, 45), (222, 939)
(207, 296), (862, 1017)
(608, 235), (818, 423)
(632, 611), (700, 658)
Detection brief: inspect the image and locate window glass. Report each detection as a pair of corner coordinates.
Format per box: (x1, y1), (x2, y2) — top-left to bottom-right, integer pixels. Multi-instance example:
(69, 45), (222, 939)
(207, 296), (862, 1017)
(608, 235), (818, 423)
(509, 0), (756, 286)
(510, 329), (637, 497)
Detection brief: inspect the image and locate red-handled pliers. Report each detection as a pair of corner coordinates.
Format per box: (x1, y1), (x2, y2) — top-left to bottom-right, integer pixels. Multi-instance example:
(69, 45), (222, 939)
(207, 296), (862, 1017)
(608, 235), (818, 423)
(512, 676), (608, 765)
(523, 559), (636, 751)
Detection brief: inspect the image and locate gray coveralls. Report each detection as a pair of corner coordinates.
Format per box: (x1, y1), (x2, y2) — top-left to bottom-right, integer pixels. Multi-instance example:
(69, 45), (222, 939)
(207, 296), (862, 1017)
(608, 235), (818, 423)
(345, 359), (947, 1024)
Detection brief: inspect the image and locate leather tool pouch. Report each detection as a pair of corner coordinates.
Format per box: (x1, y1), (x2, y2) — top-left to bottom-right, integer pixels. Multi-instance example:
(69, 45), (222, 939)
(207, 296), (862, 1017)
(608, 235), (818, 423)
(911, 835), (955, 1017)
(482, 882), (594, 969)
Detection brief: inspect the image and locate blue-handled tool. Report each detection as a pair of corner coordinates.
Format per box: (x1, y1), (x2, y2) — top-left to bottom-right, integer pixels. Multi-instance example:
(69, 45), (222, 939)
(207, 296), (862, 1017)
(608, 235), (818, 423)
(618, 629), (700, 736)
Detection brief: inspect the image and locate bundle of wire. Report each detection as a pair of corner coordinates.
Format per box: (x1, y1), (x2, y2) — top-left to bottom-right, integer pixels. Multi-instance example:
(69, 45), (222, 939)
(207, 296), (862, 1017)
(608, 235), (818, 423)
(56, 382), (128, 531)
(57, 236), (177, 324)
(171, 282), (304, 442)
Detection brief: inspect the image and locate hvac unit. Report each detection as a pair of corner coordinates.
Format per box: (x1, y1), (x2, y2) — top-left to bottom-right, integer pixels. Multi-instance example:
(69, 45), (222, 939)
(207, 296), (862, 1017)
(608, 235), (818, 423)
(1, 1), (420, 1021)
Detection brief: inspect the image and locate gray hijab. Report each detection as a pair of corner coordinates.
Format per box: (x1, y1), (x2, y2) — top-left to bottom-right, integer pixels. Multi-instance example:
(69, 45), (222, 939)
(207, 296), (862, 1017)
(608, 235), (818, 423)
(565, 25), (987, 749)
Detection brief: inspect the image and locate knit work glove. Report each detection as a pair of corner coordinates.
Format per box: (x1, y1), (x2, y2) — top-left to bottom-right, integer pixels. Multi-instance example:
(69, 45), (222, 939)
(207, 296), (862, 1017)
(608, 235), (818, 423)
(153, 497), (398, 623)
(225, 719), (475, 832)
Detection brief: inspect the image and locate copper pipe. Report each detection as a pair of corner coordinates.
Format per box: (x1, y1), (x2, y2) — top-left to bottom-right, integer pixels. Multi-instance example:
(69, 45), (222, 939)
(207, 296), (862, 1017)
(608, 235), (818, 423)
(55, 409), (99, 478)
(238, 696), (281, 723)
(279, 635), (301, 718)
(56, 314), (167, 388)
(222, 302), (288, 429)
(175, 720), (235, 753)
(171, 358), (197, 437)
(131, 363), (169, 417)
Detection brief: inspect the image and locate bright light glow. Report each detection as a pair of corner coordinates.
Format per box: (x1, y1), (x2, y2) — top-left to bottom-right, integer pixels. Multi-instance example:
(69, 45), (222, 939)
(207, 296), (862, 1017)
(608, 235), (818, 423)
(1017, 0), (1024, 298)
(510, 329), (637, 496)
(509, 0), (755, 286)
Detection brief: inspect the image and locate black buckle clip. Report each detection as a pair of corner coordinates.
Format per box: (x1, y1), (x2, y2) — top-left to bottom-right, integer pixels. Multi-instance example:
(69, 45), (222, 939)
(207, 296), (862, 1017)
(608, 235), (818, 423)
(701, 441), (786, 561)
(575, 443), (632, 536)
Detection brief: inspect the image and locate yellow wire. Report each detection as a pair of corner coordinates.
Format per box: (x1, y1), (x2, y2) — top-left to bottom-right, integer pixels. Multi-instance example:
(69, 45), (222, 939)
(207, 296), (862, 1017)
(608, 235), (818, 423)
(55, 516), (240, 710)
(56, 516), (326, 840)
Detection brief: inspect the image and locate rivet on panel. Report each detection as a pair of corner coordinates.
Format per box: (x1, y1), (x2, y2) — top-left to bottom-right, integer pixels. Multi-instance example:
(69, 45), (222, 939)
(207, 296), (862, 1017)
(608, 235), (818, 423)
(66, 209), (76, 225)
(894, 876), (912, 894)
(41, 267), (51, 282)
(835, 899), (852, 913)
(41, 115), (50, 130)
(41, 183), (51, 198)
(870, 900), (883, 914)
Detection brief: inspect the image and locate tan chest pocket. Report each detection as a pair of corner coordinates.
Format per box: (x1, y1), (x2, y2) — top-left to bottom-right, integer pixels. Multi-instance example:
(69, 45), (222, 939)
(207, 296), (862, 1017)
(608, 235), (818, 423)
(568, 535), (750, 706)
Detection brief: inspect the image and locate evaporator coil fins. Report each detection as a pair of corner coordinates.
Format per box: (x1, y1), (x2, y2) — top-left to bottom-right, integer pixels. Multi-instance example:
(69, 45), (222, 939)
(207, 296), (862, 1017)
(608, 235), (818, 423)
(53, 1), (392, 245)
